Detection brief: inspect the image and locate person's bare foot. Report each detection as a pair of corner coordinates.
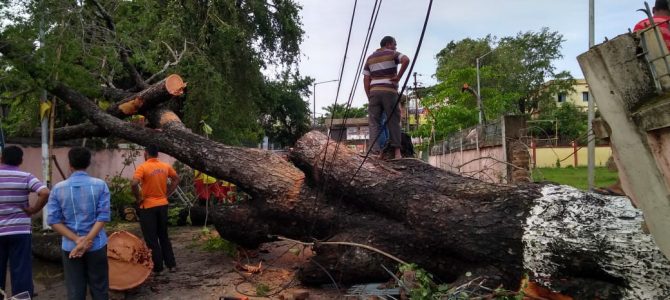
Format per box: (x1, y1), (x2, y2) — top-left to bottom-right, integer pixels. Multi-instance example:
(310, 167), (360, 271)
(394, 148), (402, 159)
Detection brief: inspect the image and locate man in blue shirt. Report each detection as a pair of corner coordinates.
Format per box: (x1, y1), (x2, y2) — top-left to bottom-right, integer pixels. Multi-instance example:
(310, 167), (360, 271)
(47, 147), (111, 300)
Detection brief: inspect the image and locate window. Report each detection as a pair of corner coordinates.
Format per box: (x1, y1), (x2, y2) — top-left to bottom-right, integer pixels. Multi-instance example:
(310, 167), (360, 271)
(582, 91), (589, 102)
(557, 93), (566, 103)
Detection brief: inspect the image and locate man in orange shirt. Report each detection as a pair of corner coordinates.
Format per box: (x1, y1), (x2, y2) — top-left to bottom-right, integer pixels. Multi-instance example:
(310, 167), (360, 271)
(131, 145), (180, 274)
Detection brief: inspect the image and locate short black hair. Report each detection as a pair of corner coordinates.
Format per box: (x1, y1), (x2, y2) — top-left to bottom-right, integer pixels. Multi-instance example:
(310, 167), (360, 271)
(145, 144), (159, 157)
(1, 146), (23, 166)
(380, 36), (396, 47)
(656, 0), (669, 10)
(68, 147), (91, 170)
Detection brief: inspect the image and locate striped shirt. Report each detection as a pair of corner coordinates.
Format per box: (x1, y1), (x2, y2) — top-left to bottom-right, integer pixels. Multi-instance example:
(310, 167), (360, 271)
(46, 171), (111, 252)
(634, 16), (670, 51)
(363, 48), (408, 93)
(0, 165), (46, 236)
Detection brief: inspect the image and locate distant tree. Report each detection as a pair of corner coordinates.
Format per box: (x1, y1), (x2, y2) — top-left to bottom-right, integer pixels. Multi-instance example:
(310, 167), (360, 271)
(258, 74), (313, 147)
(530, 102), (588, 144)
(421, 28), (575, 139)
(321, 103), (368, 120)
(0, 0), (307, 145)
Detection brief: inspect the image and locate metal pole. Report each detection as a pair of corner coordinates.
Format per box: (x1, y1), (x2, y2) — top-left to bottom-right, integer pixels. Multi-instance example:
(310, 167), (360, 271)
(312, 79), (339, 126)
(406, 90), (411, 132)
(476, 58), (483, 125)
(587, 0), (596, 189)
(39, 14), (50, 230)
(475, 49), (493, 125)
(413, 72), (420, 130)
(312, 83), (316, 126)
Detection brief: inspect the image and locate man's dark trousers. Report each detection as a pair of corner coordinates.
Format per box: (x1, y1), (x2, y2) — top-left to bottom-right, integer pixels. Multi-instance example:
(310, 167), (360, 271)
(0, 234), (33, 298)
(138, 205), (176, 272)
(62, 246), (109, 300)
(368, 91), (402, 152)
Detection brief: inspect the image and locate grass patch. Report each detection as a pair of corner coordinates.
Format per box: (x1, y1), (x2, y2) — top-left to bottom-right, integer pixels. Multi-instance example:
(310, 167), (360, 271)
(189, 227), (238, 257)
(532, 166), (618, 190)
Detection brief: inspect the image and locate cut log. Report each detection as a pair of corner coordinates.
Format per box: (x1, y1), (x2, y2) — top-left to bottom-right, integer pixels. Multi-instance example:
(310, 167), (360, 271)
(108, 74), (185, 117)
(49, 80), (670, 299)
(49, 74), (186, 140)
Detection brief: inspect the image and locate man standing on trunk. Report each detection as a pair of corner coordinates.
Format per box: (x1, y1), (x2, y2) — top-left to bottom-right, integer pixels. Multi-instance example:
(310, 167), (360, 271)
(363, 36), (410, 159)
(131, 145), (179, 275)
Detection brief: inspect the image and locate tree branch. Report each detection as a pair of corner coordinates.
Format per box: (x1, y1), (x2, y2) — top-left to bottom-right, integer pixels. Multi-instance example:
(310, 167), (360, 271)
(50, 122), (110, 140)
(87, 0), (147, 90)
(0, 88), (33, 100)
(145, 40), (188, 84)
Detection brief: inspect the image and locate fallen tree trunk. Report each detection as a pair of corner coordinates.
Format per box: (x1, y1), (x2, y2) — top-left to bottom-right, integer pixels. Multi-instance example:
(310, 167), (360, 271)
(50, 80), (670, 299)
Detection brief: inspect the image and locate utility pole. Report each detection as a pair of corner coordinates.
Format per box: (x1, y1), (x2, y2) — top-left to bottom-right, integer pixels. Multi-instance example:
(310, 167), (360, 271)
(476, 49), (494, 125)
(312, 79), (338, 126)
(413, 72), (420, 131)
(405, 90), (411, 132)
(587, 0), (596, 190)
(39, 13), (50, 230)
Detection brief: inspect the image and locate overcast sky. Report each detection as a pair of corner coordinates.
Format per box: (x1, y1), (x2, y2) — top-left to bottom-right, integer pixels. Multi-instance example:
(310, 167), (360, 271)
(296, 0), (645, 116)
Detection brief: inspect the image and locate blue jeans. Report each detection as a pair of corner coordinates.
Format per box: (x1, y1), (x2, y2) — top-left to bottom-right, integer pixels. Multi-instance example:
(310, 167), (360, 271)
(0, 234), (33, 298)
(62, 246), (109, 300)
(378, 113), (389, 149)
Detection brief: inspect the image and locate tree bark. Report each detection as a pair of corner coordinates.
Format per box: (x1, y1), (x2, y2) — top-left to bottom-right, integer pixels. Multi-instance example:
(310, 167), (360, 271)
(49, 80), (670, 299)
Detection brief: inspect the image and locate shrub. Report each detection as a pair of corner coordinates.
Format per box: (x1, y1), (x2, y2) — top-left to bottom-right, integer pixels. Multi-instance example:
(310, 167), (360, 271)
(106, 175), (135, 220)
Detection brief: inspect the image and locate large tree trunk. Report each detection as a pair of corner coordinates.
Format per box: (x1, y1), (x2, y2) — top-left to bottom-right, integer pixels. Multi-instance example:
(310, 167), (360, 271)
(49, 80), (670, 299)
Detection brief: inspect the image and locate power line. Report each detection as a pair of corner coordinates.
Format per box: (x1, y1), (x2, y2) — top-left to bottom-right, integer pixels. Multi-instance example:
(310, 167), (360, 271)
(329, 0), (359, 121)
(348, 0), (434, 185)
(304, 0), (365, 238)
(322, 0), (383, 175)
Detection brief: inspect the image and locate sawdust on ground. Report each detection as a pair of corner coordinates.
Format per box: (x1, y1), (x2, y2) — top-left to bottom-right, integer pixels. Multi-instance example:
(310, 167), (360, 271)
(33, 223), (341, 300)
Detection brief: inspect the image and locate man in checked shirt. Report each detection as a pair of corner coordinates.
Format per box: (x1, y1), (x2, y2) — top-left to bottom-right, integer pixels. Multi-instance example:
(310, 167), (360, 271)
(47, 147), (111, 300)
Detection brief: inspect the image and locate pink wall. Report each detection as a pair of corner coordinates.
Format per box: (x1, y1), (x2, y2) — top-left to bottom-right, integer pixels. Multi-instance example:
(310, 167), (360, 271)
(7, 144), (176, 185)
(429, 145), (507, 183)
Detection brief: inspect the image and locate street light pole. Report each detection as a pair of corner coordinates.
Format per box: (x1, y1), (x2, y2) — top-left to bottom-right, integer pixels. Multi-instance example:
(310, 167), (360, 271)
(476, 49), (494, 125)
(312, 79), (339, 126)
(587, 0), (596, 190)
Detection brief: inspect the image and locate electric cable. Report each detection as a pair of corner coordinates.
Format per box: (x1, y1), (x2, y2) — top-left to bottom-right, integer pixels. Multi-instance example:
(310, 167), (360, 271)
(348, 0), (434, 185)
(324, 0), (383, 173)
(304, 0), (384, 242)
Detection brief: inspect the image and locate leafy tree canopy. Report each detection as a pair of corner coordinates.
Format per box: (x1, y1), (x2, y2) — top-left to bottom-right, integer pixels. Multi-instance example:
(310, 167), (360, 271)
(529, 102), (588, 144)
(321, 103), (368, 121)
(421, 28), (575, 139)
(0, 0), (310, 145)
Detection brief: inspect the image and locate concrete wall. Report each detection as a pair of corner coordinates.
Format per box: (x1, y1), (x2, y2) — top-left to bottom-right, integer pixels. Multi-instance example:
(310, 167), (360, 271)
(578, 32), (670, 259)
(428, 116), (529, 184)
(429, 145), (507, 183)
(6, 144), (177, 185)
(532, 146), (612, 168)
